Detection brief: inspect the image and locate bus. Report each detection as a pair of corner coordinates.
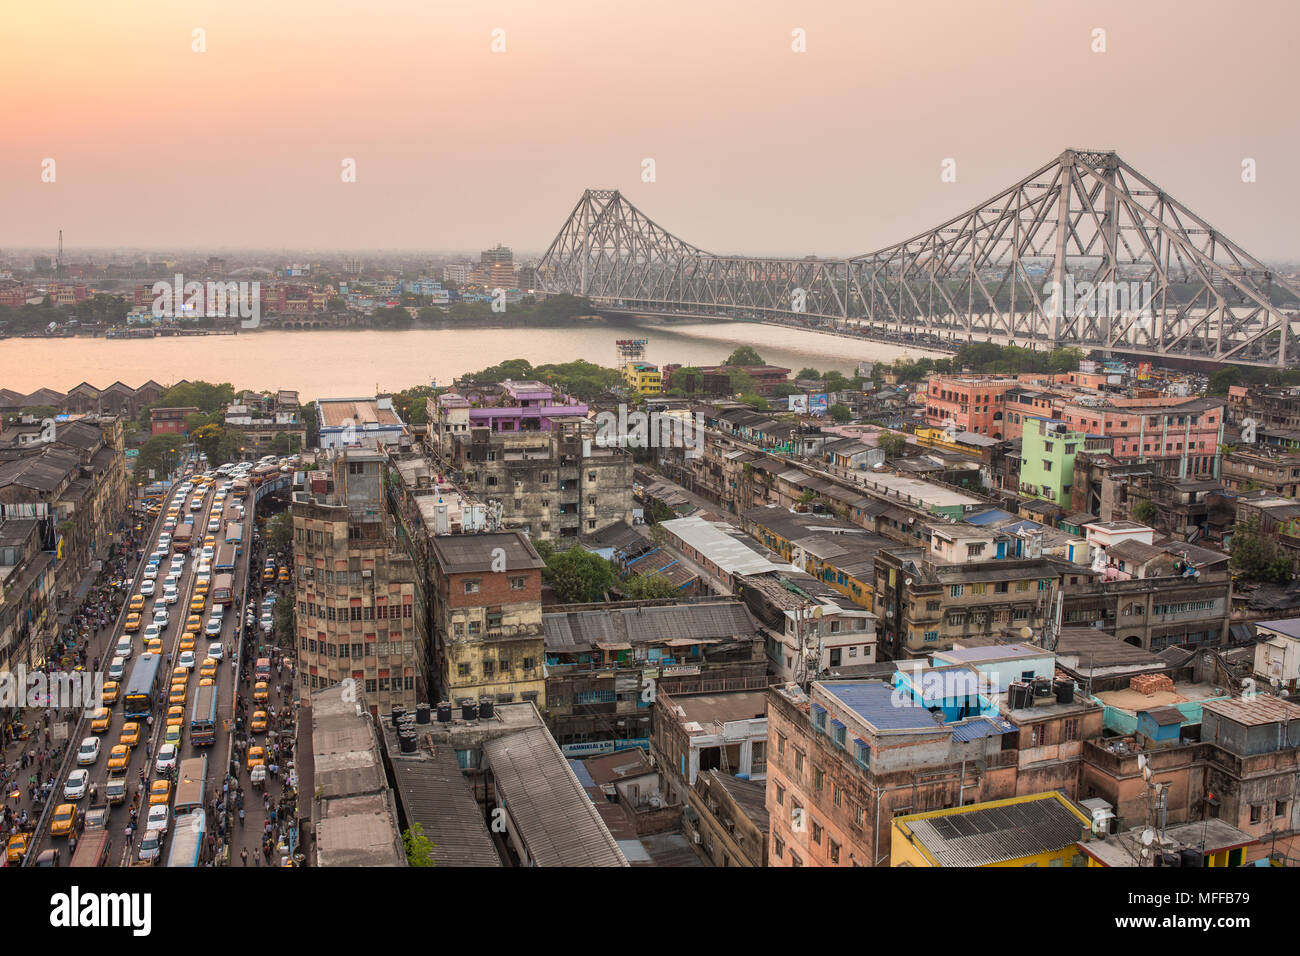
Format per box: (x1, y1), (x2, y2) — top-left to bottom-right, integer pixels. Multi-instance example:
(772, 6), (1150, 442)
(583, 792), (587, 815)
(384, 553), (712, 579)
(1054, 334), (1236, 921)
(69, 828), (112, 867)
(171, 522), (194, 553)
(231, 479), (249, 499)
(174, 755), (208, 815)
(212, 573), (235, 605)
(190, 682), (218, 746)
(214, 543), (236, 573)
(166, 809), (207, 867)
(122, 653), (162, 720)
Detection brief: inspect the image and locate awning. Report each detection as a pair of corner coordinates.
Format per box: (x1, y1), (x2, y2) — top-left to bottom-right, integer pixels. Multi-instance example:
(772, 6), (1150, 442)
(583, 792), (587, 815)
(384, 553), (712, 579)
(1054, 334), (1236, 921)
(595, 641), (632, 651)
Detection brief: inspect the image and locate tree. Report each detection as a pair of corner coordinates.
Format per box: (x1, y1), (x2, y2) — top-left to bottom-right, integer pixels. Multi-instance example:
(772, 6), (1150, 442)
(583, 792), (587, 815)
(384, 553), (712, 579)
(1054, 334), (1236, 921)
(828, 403), (851, 423)
(797, 367), (821, 381)
(266, 511), (293, 552)
(1132, 499), (1158, 525)
(192, 424), (226, 463)
(622, 573), (677, 599)
(878, 433), (908, 459)
(1230, 514), (1295, 584)
(823, 371), (851, 393)
(738, 392), (769, 411)
(135, 435), (182, 480)
(724, 346), (764, 367)
(728, 370), (758, 395)
(403, 822), (435, 867)
(273, 593), (295, 646)
(544, 547), (617, 603)
(1208, 366), (1242, 396)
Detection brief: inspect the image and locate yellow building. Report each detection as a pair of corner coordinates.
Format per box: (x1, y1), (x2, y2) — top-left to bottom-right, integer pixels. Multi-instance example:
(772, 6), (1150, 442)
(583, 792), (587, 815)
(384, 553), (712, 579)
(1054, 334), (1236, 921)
(891, 792), (1093, 867)
(622, 362), (662, 395)
(743, 510), (879, 611)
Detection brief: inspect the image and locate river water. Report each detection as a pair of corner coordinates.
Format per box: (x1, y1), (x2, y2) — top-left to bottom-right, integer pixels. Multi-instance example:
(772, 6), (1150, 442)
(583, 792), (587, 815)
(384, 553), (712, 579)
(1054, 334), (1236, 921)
(0, 320), (942, 396)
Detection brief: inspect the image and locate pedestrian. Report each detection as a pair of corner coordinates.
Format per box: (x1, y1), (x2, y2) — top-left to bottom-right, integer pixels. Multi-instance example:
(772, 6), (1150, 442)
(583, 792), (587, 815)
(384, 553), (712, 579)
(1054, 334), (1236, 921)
(240, 846), (248, 866)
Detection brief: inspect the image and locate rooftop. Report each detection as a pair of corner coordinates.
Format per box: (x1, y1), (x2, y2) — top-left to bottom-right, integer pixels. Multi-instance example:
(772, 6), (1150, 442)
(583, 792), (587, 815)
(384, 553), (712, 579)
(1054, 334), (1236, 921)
(896, 792), (1090, 867)
(669, 690), (768, 735)
(432, 531), (545, 574)
(1201, 695), (1300, 727)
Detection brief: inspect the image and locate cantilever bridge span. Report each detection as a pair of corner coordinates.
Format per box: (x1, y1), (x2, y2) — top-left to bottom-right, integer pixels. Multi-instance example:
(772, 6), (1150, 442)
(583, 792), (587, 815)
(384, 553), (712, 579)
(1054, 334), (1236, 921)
(538, 149), (1300, 368)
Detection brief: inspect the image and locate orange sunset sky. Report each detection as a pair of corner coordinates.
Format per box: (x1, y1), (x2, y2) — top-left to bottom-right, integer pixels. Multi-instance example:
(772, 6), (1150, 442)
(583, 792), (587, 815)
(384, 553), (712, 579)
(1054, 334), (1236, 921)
(1, 0), (1296, 257)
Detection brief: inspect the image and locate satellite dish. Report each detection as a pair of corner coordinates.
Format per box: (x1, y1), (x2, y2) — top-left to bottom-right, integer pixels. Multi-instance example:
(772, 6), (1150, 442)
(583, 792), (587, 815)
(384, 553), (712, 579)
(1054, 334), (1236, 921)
(811, 607), (822, 619)
(1137, 754), (1148, 770)
(1019, 627), (1033, 640)
(1142, 765), (1153, 782)
(904, 578), (913, 587)
(1141, 828), (1156, 847)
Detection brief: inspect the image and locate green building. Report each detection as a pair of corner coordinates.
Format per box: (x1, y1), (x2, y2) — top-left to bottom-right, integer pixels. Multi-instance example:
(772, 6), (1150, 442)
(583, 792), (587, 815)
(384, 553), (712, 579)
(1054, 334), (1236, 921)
(1019, 417), (1092, 506)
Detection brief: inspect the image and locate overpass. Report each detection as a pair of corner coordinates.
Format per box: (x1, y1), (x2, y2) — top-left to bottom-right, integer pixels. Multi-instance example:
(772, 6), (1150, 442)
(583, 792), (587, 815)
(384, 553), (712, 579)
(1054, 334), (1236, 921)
(538, 149), (1300, 368)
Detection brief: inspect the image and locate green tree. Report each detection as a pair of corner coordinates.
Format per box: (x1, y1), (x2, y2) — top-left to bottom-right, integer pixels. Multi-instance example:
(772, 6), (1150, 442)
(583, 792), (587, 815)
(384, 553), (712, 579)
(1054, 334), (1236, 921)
(1230, 514), (1294, 584)
(738, 392), (769, 411)
(1132, 499), (1158, 525)
(724, 346), (764, 366)
(403, 822), (435, 867)
(192, 423), (226, 463)
(273, 593), (295, 646)
(1207, 366), (1242, 396)
(622, 573), (678, 599)
(135, 435), (182, 480)
(828, 403), (851, 423)
(544, 547), (617, 603)
(266, 511), (294, 552)
(796, 367), (821, 380)
(878, 433), (908, 459)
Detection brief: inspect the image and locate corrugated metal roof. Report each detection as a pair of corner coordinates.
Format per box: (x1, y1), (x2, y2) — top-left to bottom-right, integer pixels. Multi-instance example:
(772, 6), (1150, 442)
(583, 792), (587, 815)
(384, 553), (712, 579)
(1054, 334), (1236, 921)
(950, 716), (1016, 742)
(903, 795), (1088, 866)
(390, 742), (502, 866)
(543, 601), (759, 653)
(484, 726), (628, 867)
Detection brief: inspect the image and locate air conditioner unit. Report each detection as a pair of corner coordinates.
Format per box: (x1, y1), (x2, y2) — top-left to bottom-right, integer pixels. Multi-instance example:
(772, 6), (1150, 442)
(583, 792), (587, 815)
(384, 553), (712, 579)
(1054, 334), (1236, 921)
(692, 832), (702, 844)
(361, 570), (372, 578)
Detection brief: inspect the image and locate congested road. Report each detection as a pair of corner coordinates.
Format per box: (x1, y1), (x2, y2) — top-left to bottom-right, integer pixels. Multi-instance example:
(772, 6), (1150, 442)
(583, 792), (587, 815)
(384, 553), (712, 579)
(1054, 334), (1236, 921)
(20, 459), (280, 867)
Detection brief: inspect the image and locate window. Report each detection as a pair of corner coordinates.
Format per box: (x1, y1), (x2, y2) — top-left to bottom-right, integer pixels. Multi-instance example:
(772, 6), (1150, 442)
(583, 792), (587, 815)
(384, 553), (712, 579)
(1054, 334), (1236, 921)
(457, 663), (470, 677)
(509, 575), (526, 590)
(777, 732), (786, 755)
(814, 766), (824, 792)
(830, 840), (841, 864)
(1063, 719), (1079, 742)
(775, 784), (785, 806)
(794, 749), (804, 774)
(774, 837), (784, 859)
(463, 579), (481, 594)
(1250, 804), (1262, 824)
(811, 821), (823, 845)
(1276, 801), (1287, 818)
(950, 584), (964, 597)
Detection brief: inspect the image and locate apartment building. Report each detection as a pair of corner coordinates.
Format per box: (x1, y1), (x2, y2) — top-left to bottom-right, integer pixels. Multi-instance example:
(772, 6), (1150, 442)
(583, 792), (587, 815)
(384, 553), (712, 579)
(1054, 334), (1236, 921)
(430, 531), (547, 708)
(0, 518), (57, 670)
(291, 450), (424, 713)
(224, 390), (307, 454)
(1019, 417), (1111, 506)
(651, 688), (768, 807)
(1221, 445), (1300, 498)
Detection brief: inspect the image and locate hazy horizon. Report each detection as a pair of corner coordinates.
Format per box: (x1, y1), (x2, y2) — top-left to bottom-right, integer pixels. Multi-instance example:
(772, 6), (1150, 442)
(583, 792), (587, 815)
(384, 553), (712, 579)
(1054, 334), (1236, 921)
(4, 0), (1298, 259)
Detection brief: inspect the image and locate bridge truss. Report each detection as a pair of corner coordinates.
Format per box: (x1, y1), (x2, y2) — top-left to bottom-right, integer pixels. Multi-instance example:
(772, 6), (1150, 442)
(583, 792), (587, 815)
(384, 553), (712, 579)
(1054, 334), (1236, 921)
(538, 149), (1300, 368)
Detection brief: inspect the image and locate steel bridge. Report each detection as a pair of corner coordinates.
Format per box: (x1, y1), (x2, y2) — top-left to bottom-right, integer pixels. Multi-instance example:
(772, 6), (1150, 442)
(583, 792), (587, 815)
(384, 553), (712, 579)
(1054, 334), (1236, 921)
(538, 149), (1300, 368)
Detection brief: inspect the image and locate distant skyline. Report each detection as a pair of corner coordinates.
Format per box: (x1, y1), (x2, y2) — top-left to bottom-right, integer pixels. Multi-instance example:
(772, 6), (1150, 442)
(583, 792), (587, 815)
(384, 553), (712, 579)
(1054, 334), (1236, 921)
(3, 0), (1297, 258)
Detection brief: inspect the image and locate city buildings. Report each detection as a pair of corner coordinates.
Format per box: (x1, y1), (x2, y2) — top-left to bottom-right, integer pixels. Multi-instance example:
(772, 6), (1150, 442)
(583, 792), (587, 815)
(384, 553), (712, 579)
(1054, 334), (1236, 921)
(291, 449), (424, 714)
(149, 406), (198, 436)
(651, 688), (768, 806)
(315, 396), (408, 449)
(224, 390), (307, 454)
(1019, 417), (1110, 506)
(429, 531), (547, 709)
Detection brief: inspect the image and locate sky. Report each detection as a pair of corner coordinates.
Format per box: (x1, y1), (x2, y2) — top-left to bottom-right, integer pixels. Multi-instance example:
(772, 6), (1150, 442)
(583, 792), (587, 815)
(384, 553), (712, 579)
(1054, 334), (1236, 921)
(2, 0), (1297, 258)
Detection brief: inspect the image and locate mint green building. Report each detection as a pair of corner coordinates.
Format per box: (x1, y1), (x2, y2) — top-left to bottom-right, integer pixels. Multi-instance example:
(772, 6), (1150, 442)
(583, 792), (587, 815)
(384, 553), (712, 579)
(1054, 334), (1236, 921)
(1019, 417), (1090, 506)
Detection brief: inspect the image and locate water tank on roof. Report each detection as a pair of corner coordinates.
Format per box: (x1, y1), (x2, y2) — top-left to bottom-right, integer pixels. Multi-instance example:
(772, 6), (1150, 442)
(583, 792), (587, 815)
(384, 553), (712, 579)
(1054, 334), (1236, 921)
(1180, 848), (1203, 868)
(415, 703), (431, 724)
(461, 699), (478, 721)
(436, 701), (452, 723)
(398, 730), (417, 754)
(479, 697), (495, 719)
(390, 705), (406, 727)
(1054, 680), (1075, 704)
(1033, 677), (1053, 698)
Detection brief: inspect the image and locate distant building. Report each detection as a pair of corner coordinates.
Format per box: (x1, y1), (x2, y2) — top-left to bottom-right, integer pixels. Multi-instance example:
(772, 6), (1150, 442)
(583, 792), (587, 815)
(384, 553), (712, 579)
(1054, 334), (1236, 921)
(315, 396), (408, 449)
(150, 406), (199, 436)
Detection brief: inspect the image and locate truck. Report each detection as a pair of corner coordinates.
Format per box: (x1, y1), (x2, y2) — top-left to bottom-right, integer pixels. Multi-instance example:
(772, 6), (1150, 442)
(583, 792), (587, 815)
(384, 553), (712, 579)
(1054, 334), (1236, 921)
(105, 774), (128, 806)
(171, 522), (194, 553)
(69, 827), (112, 868)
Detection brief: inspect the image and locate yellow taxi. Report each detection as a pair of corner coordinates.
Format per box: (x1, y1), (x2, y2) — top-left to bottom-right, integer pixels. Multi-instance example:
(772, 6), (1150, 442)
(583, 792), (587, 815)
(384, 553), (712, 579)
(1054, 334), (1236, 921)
(200, 656), (218, 676)
(148, 780), (172, 806)
(193, 582), (209, 598)
(179, 638), (196, 654)
(277, 567), (289, 583)
(144, 638), (163, 656)
(50, 804), (78, 837)
(186, 614), (203, 632)
(250, 710), (268, 733)
(190, 595), (206, 614)
(247, 746), (266, 771)
(166, 705), (185, 728)
(163, 724), (182, 749)
(119, 722), (142, 747)
(124, 613), (142, 633)
(262, 566), (275, 583)
(203, 535), (217, 548)
(168, 685), (188, 705)
(101, 680), (120, 705)
(128, 594), (145, 613)
(6, 833), (28, 864)
(173, 666), (189, 682)
(198, 677), (215, 688)
(253, 681), (269, 703)
(90, 708), (111, 733)
(107, 745), (130, 771)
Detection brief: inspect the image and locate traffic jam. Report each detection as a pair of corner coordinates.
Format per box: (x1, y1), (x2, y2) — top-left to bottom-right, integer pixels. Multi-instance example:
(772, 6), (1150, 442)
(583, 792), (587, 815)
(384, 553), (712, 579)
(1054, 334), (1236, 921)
(12, 456), (299, 867)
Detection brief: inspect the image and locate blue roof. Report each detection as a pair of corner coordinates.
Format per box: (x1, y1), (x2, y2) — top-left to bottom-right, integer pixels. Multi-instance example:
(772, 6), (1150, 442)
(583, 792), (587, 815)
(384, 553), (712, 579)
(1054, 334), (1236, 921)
(951, 716), (1016, 742)
(567, 761), (596, 789)
(820, 681), (943, 732)
(965, 509), (1014, 526)
(1001, 519), (1043, 534)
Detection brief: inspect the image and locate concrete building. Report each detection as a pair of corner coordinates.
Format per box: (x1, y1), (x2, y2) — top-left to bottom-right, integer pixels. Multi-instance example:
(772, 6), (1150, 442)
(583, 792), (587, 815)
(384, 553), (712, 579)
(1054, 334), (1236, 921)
(316, 396), (408, 449)
(651, 688), (768, 807)
(1019, 417), (1109, 507)
(291, 449), (424, 714)
(1253, 619), (1300, 693)
(622, 362), (663, 395)
(684, 769), (770, 866)
(430, 532), (547, 708)
(224, 390), (306, 455)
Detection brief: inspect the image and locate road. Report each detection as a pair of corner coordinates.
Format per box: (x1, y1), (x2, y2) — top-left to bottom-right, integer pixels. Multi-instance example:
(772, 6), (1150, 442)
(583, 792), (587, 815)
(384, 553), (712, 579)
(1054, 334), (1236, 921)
(24, 468), (254, 866)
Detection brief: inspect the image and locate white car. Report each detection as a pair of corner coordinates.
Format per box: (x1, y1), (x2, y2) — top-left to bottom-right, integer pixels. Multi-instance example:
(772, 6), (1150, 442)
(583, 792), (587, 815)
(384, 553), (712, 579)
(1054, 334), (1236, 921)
(107, 657), (126, 681)
(196, 561), (211, 575)
(146, 804), (170, 834)
(162, 587), (179, 606)
(143, 623), (161, 642)
(207, 519), (220, 533)
(204, 617), (222, 637)
(114, 637), (133, 660)
(138, 827), (165, 863)
(154, 743), (179, 774)
(64, 769), (89, 801)
(153, 608), (170, 629)
(76, 737), (101, 766)
(207, 642), (224, 661)
(140, 577), (156, 593)
(178, 650), (196, 670)
(260, 613), (274, 632)
(201, 546), (215, 561)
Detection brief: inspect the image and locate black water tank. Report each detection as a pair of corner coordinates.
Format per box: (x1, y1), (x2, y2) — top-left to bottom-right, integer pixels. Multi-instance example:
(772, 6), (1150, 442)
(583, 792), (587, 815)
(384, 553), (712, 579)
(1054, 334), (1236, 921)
(415, 703), (431, 725)
(1180, 848), (1202, 868)
(436, 701), (452, 723)
(461, 699), (478, 721)
(1054, 680), (1075, 704)
(479, 697), (495, 719)
(390, 705), (406, 727)
(398, 731), (417, 754)
(1033, 677), (1053, 698)
(1008, 683), (1030, 709)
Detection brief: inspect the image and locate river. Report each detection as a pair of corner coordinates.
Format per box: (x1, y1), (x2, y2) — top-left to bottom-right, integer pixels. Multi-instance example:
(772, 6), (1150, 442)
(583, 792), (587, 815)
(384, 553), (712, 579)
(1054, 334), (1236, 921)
(0, 320), (943, 396)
